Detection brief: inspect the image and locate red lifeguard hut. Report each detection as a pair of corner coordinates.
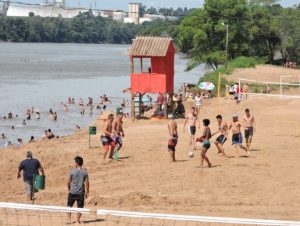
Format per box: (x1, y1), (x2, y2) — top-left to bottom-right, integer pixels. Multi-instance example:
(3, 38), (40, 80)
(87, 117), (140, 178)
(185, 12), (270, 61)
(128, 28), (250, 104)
(129, 36), (175, 119)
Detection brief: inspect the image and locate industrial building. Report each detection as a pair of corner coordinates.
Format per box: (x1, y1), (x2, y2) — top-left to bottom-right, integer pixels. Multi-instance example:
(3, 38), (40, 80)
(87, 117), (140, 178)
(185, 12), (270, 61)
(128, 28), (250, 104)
(1, 1), (176, 23)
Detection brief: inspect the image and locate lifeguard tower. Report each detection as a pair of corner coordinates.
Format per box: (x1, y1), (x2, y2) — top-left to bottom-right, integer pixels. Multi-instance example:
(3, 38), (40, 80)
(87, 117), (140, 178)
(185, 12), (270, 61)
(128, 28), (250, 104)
(129, 36), (175, 119)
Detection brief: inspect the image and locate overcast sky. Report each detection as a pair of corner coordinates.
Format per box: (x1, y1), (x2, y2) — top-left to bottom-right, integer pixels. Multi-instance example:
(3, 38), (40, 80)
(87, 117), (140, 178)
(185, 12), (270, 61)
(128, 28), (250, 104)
(17, 0), (300, 10)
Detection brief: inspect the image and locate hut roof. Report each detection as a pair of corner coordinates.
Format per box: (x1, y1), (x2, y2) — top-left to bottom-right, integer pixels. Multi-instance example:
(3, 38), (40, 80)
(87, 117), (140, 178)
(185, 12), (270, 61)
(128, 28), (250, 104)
(129, 36), (174, 57)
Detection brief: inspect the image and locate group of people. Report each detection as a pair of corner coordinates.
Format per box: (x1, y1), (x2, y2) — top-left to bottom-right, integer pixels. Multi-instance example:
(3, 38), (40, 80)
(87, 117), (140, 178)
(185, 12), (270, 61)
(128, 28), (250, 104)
(284, 60), (297, 69)
(168, 106), (256, 167)
(100, 113), (125, 161)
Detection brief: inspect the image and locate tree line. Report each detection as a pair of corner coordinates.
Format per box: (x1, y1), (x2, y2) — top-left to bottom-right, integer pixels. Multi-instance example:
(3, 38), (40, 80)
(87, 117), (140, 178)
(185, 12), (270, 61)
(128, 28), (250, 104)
(0, 11), (143, 43)
(177, 0), (300, 69)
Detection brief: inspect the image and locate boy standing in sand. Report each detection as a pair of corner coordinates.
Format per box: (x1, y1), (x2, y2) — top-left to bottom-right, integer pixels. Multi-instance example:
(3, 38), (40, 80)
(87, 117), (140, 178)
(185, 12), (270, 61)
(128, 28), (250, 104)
(168, 114), (178, 162)
(213, 115), (228, 156)
(101, 114), (116, 161)
(67, 156), (89, 225)
(228, 114), (249, 158)
(243, 109), (256, 151)
(183, 107), (200, 150)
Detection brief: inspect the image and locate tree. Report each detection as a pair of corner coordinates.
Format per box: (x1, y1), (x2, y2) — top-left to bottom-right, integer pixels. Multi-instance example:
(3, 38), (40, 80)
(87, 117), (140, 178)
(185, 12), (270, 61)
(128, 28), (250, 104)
(179, 0), (250, 70)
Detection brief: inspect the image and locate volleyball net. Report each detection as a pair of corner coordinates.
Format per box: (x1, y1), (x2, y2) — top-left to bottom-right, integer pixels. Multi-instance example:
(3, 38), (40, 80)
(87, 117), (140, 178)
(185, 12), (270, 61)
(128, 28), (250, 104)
(238, 77), (300, 99)
(1, 202), (300, 226)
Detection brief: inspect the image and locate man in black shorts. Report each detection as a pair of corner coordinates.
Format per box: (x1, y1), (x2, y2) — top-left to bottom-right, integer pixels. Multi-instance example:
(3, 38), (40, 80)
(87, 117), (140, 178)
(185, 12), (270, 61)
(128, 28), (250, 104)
(101, 114), (116, 161)
(168, 114), (178, 162)
(213, 115), (228, 156)
(67, 156), (89, 224)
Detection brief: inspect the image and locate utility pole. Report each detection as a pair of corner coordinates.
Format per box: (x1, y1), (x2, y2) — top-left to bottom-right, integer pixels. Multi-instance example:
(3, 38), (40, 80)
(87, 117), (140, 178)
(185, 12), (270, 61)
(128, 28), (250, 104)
(222, 22), (229, 70)
(225, 23), (229, 70)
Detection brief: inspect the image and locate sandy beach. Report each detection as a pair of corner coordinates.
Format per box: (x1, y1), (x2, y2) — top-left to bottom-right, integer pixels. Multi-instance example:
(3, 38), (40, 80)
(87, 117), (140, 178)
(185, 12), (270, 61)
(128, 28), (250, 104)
(1, 65), (300, 223)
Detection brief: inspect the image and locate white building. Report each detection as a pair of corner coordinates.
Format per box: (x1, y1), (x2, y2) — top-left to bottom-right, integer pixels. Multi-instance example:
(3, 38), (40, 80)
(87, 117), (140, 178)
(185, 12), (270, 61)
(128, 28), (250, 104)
(6, 4), (88, 18)
(124, 3), (140, 24)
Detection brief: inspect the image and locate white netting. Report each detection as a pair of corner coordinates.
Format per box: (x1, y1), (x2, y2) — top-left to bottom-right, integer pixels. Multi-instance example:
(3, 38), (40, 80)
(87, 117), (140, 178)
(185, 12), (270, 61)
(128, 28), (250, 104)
(238, 77), (300, 99)
(0, 202), (300, 226)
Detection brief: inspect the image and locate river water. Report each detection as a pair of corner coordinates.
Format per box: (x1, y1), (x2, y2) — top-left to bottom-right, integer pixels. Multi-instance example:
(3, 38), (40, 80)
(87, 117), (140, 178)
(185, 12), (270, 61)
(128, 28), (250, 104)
(0, 43), (207, 146)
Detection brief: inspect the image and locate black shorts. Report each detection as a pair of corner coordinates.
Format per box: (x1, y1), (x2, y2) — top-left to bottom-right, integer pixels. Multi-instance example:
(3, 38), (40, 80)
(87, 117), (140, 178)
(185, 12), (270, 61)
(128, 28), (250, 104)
(216, 135), (227, 145)
(168, 136), (178, 152)
(202, 140), (211, 150)
(67, 193), (84, 208)
(189, 126), (196, 135)
(245, 127), (254, 138)
(101, 135), (114, 146)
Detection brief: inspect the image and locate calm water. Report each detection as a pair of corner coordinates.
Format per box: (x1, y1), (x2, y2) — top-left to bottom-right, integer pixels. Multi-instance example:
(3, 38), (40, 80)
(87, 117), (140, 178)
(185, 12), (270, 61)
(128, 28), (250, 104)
(0, 43), (208, 146)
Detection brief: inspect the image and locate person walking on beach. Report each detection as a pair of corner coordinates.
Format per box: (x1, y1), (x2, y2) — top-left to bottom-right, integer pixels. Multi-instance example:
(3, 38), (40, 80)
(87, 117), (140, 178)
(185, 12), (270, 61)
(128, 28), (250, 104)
(17, 151), (45, 201)
(194, 92), (204, 114)
(183, 107), (200, 151)
(67, 156), (89, 225)
(101, 114), (116, 161)
(213, 115), (228, 156)
(168, 114), (178, 162)
(243, 109), (256, 151)
(113, 113), (125, 152)
(200, 119), (212, 168)
(228, 114), (249, 158)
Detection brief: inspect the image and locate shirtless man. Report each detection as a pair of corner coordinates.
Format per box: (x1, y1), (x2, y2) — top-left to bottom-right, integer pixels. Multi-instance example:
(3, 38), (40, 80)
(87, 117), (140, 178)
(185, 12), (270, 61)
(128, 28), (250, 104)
(113, 113), (125, 152)
(228, 114), (248, 158)
(213, 115), (228, 156)
(168, 115), (178, 162)
(183, 107), (200, 150)
(100, 114), (116, 161)
(243, 108), (256, 151)
(243, 83), (249, 99)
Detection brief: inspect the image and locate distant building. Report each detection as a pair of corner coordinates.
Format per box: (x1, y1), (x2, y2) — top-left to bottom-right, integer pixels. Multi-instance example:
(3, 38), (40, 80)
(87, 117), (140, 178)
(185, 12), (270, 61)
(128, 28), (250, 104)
(124, 3), (141, 24)
(6, 4), (88, 18)
(4, 1), (177, 23)
(124, 3), (178, 24)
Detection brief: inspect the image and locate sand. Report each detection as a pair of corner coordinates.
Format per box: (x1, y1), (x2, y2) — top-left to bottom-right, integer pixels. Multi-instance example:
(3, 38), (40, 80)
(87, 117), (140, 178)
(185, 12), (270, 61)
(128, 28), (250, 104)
(1, 65), (300, 223)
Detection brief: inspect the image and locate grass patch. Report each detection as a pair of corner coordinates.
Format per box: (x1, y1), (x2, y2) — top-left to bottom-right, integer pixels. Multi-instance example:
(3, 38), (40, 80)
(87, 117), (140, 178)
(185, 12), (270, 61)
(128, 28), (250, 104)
(198, 57), (265, 93)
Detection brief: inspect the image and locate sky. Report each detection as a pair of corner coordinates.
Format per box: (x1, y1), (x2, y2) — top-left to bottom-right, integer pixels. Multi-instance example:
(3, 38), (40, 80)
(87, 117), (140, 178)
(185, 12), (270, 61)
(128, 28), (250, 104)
(11, 0), (300, 10)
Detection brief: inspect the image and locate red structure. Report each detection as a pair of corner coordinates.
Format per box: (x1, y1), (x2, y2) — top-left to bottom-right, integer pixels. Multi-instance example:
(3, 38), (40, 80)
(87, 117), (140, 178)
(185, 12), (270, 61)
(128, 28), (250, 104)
(129, 36), (175, 119)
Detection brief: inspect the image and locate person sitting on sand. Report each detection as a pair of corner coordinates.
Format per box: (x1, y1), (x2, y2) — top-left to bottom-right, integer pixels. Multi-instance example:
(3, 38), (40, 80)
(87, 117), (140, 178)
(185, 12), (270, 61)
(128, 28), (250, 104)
(183, 107), (200, 151)
(213, 115), (228, 156)
(228, 114), (249, 158)
(243, 108), (256, 151)
(100, 114), (116, 161)
(47, 129), (55, 139)
(66, 156), (89, 225)
(200, 119), (212, 168)
(29, 136), (35, 142)
(18, 151), (45, 201)
(168, 114), (178, 162)
(42, 130), (48, 139)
